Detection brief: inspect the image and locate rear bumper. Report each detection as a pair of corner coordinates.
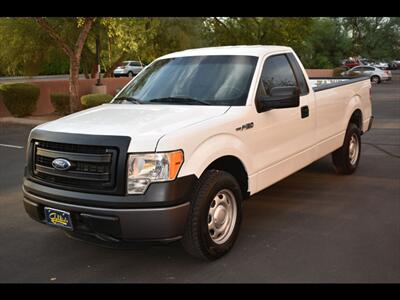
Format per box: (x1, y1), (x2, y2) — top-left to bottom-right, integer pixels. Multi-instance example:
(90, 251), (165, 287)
(113, 73), (128, 77)
(113, 71), (128, 76)
(23, 187), (190, 242)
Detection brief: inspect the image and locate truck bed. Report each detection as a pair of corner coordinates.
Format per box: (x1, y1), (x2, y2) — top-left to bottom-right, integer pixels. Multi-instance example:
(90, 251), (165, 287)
(310, 76), (370, 92)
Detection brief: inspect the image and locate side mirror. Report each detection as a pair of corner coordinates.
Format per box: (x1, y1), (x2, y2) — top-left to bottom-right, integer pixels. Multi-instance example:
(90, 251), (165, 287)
(258, 86), (300, 112)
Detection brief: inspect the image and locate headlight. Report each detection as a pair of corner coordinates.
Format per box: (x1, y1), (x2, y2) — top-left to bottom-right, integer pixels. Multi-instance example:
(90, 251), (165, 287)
(127, 150), (184, 194)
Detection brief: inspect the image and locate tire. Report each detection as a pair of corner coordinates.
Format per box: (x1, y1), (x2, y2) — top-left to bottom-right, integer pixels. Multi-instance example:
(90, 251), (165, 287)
(332, 123), (361, 174)
(128, 71), (134, 78)
(182, 170), (243, 260)
(371, 75), (380, 84)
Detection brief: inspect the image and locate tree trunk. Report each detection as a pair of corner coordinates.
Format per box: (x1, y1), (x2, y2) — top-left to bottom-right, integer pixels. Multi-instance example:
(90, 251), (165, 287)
(104, 52), (127, 78)
(35, 17), (94, 114)
(69, 57), (82, 113)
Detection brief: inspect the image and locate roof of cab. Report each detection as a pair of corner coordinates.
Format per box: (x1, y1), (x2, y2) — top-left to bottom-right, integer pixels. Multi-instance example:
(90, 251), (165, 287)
(158, 45), (293, 59)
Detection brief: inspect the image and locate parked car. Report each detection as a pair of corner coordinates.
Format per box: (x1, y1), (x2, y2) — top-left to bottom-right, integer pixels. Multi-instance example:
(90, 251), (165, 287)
(23, 46), (373, 260)
(360, 59), (370, 66)
(113, 61), (144, 77)
(373, 62), (389, 70)
(343, 59), (361, 68)
(341, 65), (392, 83)
(388, 62), (399, 70)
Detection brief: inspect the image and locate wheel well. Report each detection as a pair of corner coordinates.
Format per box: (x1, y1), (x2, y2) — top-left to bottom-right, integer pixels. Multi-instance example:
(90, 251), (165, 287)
(350, 109), (363, 132)
(205, 156), (249, 199)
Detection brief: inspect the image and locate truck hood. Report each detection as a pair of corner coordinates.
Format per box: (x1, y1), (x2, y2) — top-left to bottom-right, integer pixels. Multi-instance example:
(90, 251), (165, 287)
(35, 104), (230, 152)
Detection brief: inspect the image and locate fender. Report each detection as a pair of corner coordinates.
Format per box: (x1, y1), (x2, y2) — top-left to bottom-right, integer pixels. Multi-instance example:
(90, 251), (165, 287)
(346, 94), (362, 122)
(177, 133), (256, 194)
(343, 80), (371, 134)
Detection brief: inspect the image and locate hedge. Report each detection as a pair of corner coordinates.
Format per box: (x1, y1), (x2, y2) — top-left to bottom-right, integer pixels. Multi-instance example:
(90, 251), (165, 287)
(81, 93), (113, 108)
(50, 93), (70, 115)
(0, 83), (40, 117)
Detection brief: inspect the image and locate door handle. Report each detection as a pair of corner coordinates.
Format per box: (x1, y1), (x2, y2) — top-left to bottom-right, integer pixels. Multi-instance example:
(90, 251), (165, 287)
(301, 105), (309, 118)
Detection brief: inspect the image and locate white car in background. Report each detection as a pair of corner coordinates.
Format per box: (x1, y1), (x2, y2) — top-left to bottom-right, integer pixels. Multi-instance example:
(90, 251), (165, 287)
(341, 65), (392, 83)
(373, 62), (389, 70)
(113, 61), (144, 78)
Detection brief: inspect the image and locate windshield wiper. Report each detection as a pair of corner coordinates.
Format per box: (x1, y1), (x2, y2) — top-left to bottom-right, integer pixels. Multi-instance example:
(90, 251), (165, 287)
(113, 96), (142, 104)
(149, 97), (210, 105)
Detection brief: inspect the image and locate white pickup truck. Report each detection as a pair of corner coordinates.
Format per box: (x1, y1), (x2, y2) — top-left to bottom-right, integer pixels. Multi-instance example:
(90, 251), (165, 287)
(23, 46), (373, 260)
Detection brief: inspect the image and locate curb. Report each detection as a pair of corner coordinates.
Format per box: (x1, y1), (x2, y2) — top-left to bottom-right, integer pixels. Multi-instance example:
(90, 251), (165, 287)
(0, 117), (55, 126)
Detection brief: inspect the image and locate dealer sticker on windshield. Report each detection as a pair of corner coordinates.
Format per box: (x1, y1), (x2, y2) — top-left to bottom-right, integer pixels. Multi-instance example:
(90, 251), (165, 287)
(44, 207), (73, 230)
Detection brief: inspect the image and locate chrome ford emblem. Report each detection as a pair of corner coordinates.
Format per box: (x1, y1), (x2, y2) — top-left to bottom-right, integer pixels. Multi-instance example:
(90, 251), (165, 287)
(52, 158), (71, 171)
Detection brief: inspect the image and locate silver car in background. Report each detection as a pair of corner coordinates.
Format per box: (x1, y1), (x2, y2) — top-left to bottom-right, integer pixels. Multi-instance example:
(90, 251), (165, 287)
(341, 65), (392, 84)
(113, 61), (144, 78)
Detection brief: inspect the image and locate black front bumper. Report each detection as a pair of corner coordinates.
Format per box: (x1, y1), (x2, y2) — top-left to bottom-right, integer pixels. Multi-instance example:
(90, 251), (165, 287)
(23, 129), (197, 243)
(23, 175), (197, 242)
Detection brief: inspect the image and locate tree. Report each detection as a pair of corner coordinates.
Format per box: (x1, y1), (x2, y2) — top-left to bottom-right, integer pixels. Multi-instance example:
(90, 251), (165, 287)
(35, 17), (94, 113)
(203, 17), (313, 58)
(146, 17), (206, 60)
(301, 18), (352, 68)
(99, 17), (206, 76)
(2, 17), (399, 84)
(99, 17), (156, 75)
(0, 18), (69, 76)
(340, 17), (400, 61)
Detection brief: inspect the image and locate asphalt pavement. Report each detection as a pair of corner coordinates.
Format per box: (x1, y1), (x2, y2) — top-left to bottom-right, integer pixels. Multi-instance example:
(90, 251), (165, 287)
(0, 72), (399, 283)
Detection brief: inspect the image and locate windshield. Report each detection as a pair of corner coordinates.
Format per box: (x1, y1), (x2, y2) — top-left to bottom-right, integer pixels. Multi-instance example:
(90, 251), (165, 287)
(113, 55), (258, 106)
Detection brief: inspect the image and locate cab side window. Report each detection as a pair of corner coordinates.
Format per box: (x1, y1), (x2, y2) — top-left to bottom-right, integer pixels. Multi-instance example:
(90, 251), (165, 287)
(258, 54), (298, 97)
(287, 53), (309, 95)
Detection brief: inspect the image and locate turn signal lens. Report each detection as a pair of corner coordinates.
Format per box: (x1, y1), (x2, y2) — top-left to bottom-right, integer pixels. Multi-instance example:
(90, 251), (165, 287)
(167, 150), (184, 180)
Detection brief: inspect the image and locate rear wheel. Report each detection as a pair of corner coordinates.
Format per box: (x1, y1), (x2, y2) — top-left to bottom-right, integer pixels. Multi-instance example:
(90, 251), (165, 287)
(332, 123), (361, 174)
(371, 75), (380, 84)
(128, 71), (134, 78)
(182, 170), (242, 260)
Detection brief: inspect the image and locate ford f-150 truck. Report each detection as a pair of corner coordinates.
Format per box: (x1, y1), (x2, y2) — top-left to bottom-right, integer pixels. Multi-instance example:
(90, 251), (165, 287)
(23, 46), (373, 260)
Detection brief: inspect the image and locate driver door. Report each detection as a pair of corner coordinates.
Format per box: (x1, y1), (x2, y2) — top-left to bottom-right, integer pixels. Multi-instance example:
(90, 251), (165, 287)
(247, 53), (316, 192)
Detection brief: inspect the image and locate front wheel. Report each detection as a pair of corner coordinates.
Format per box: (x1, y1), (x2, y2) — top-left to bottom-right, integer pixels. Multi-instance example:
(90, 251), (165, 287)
(182, 170), (243, 260)
(332, 123), (361, 174)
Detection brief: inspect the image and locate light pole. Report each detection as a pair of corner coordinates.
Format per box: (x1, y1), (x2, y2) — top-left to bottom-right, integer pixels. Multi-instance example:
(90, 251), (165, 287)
(95, 35), (102, 86)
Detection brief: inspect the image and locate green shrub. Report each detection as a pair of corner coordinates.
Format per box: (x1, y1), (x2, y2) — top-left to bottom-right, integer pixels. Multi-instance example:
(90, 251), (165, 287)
(50, 93), (70, 115)
(0, 83), (40, 117)
(81, 93), (113, 108)
(333, 67), (348, 77)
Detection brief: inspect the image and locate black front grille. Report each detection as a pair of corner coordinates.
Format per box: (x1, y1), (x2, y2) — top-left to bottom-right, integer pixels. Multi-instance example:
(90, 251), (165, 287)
(32, 140), (118, 192)
(37, 140), (107, 154)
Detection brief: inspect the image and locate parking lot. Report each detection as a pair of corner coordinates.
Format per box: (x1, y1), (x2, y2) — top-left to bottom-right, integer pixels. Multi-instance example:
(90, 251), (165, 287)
(0, 72), (399, 283)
